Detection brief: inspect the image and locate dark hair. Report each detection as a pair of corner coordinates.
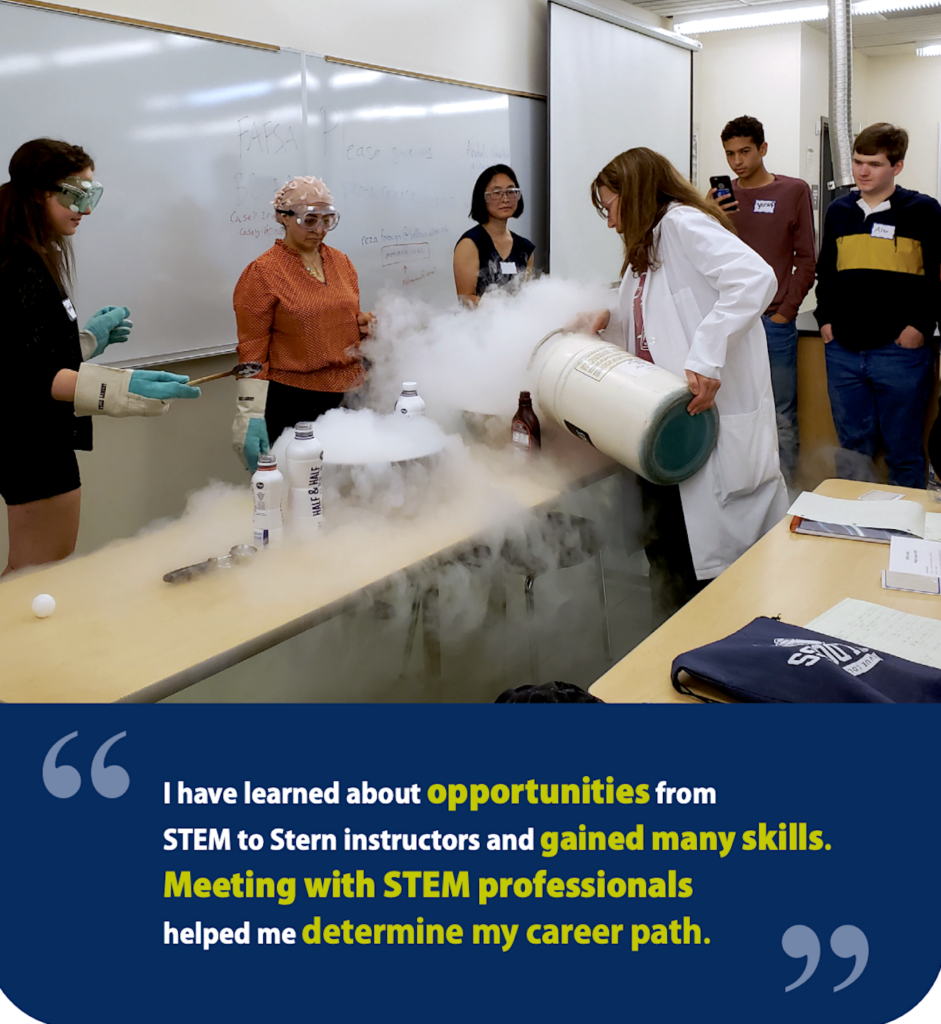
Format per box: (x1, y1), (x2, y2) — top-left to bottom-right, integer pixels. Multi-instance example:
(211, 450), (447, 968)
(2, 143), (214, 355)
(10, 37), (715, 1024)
(468, 164), (524, 223)
(494, 681), (604, 703)
(721, 115), (765, 148)
(591, 147), (734, 277)
(0, 138), (94, 292)
(854, 123), (908, 166)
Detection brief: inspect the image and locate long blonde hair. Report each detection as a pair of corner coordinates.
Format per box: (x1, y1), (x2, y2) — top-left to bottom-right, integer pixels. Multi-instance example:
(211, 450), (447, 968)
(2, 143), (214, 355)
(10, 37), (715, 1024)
(591, 147), (733, 277)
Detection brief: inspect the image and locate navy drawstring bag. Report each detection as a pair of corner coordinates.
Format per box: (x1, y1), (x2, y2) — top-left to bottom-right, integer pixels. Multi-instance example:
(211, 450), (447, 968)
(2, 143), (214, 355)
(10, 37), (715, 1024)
(670, 616), (941, 703)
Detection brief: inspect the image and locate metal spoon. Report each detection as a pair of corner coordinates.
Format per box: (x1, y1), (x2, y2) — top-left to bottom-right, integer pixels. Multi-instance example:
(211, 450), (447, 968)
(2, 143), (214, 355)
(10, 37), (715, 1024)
(163, 544), (257, 584)
(188, 362), (264, 387)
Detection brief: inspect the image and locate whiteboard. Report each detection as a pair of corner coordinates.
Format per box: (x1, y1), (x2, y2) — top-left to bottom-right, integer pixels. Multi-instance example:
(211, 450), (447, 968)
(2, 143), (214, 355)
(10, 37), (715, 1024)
(0, 1), (307, 365)
(548, 0), (695, 284)
(0, 2), (545, 364)
(312, 59), (512, 308)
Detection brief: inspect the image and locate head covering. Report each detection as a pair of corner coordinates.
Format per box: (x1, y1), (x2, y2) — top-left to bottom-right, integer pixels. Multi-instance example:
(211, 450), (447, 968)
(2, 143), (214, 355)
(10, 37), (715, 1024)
(272, 176), (333, 211)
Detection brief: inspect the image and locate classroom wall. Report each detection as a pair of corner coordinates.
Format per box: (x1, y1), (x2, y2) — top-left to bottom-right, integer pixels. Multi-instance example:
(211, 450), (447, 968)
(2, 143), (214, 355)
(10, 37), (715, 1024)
(798, 23), (829, 193)
(61, 0), (665, 97)
(693, 24), (806, 186)
(863, 54), (941, 197)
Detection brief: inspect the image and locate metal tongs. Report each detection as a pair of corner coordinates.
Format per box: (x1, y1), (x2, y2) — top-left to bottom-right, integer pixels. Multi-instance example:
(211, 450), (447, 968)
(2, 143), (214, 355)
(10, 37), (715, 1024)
(163, 544), (257, 584)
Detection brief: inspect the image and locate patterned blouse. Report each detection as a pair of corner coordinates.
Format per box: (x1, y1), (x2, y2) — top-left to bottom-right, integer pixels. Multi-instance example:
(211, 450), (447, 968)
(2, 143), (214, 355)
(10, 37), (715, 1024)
(233, 239), (363, 393)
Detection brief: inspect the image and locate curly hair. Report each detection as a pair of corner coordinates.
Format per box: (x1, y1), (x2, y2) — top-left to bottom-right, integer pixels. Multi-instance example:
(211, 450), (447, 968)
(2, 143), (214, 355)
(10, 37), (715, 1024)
(720, 115), (765, 148)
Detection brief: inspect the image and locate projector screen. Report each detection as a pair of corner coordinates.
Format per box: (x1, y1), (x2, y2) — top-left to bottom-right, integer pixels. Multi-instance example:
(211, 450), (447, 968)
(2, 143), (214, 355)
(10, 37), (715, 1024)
(549, 1), (696, 284)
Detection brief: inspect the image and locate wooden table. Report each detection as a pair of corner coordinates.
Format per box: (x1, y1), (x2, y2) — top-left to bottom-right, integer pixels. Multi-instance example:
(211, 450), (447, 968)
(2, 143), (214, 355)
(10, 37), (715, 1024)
(0, 430), (614, 703)
(590, 479), (941, 703)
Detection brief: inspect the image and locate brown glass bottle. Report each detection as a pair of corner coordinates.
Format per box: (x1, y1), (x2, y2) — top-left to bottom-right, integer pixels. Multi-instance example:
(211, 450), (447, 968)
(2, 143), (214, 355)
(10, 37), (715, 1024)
(511, 391), (541, 453)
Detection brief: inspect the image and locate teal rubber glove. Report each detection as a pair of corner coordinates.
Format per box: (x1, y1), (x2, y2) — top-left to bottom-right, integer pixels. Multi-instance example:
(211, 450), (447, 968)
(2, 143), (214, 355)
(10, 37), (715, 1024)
(243, 417), (270, 473)
(83, 306), (132, 358)
(128, 370), (201, 401)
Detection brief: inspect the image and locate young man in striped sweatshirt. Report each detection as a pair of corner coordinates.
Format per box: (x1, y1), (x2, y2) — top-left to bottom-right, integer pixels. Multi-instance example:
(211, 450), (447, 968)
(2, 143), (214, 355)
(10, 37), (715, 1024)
(815, 123), (941, 489)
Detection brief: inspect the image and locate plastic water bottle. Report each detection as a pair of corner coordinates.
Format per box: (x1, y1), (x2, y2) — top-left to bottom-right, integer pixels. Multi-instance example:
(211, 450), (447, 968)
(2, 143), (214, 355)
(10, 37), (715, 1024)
(512, 390), (541, 454)
(285, 421), (324, 531)
(394, 382), (425, 417)
(251, 452), (284, 548)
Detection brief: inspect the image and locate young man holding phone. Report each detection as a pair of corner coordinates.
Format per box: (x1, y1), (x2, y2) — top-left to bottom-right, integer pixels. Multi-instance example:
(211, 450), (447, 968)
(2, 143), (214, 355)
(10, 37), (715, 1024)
(711, 115), (816, 487)
(815, 123), (941, 489)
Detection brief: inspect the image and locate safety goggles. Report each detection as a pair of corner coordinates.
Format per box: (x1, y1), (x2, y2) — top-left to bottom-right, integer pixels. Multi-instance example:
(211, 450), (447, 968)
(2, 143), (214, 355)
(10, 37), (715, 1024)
(484, 188), (521, 202)
(53, 177), (104, 214)
(276, 205), (340, 231)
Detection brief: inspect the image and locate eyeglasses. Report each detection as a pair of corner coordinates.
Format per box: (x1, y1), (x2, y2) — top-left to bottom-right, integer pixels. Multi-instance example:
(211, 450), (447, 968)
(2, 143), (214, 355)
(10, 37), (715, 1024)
(596, 198), (618, 220)
(485, 188), (521, 202)
(276, 205), (340, 231)
(53, 177), (103, 214)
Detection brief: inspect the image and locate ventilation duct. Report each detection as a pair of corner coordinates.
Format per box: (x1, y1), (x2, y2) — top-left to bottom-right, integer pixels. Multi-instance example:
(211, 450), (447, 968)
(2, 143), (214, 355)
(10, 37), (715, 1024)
(828, 0), (855, 187)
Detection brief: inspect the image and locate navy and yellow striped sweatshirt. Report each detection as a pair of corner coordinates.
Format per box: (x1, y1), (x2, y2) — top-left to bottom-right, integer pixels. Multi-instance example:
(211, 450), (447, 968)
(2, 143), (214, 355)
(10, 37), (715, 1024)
(814, 186), (941, 350)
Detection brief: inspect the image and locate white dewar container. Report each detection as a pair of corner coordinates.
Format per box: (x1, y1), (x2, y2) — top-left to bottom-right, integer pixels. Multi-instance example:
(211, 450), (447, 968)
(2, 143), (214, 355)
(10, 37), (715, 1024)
(532, 332), (718, 486)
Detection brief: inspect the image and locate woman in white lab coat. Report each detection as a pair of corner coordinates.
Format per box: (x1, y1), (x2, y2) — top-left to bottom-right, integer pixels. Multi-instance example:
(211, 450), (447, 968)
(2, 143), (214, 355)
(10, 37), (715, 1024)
(587, 147), (787, 624)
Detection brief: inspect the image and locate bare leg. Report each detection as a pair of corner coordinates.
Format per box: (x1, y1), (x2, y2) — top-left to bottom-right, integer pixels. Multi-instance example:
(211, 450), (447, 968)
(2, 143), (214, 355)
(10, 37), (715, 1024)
(4, 488), (81, 575)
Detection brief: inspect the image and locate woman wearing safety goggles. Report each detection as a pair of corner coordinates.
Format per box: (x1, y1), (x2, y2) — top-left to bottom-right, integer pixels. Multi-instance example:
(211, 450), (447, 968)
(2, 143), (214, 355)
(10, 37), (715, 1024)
(0, 138), (200, 574)
(453, 163), (535, 307)
(232, 175), (375, 472)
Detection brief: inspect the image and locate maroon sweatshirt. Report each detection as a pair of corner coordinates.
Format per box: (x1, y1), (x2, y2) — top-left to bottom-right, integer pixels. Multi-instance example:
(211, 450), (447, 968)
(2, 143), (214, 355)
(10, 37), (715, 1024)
(731, 174), (816, 321)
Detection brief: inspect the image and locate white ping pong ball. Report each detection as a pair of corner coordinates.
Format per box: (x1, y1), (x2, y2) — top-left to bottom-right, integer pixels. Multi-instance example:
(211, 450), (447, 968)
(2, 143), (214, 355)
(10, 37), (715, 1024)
(32, 594), (56, 618)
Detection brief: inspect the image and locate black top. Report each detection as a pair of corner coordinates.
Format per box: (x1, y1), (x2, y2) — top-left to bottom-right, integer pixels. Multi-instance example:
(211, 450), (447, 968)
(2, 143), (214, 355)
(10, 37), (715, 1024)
(456, 224), (535, 296)
(0, 242), (91, 450)
(814, 186), (941, 350)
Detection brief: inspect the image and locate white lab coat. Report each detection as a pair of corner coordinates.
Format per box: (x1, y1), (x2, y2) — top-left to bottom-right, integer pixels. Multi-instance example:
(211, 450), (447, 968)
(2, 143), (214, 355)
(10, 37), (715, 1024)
(611, 204), (789, 579)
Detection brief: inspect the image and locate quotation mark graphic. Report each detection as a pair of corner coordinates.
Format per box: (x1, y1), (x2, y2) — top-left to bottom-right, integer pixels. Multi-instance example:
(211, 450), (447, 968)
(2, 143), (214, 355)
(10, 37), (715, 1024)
(42, 732), (130, 799)
(783, 924), (869, 993)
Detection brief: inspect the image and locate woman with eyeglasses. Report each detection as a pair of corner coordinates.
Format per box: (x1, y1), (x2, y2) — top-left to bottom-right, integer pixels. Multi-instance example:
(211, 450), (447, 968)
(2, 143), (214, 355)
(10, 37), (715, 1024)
(579, 147), (786, 625)
(453, 164), (534, 306)
(232, 176), (375, 471)
(0, 138), (199, 574)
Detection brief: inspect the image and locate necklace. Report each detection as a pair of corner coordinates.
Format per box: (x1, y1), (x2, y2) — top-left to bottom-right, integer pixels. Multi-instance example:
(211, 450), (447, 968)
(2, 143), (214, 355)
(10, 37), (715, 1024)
(303, 259), (324, 282)
(290, 244), (324, 282)
(298, 254), (325, 284)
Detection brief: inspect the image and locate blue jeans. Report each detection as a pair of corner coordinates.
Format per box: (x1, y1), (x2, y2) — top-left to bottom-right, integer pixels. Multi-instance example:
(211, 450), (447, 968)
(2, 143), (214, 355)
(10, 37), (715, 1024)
(761, 314), (799, 485)
(824, 338), (933, 488)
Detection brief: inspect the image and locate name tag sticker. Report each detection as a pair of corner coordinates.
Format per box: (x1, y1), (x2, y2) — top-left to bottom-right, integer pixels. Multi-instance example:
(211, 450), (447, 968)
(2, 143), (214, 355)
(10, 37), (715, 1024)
(62, 298), (77, 320)
(872, 223), (895, 239)
(500, 262), (518, 275)
(754, 200), (776, 214)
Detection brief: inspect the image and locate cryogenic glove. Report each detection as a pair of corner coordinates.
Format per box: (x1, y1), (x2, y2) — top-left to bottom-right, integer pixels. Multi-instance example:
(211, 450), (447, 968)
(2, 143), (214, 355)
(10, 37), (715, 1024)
(73, 364), (199, 418)
(80, 306), (133, 359)
(242, 419), (269, 474)
(232, 377), (270, 472)
(128, 370), (200, 401)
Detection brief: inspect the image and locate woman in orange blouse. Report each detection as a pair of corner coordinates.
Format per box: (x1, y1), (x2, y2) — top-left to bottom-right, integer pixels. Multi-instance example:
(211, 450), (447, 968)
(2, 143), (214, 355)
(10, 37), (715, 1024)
(231, 176), (375, 471)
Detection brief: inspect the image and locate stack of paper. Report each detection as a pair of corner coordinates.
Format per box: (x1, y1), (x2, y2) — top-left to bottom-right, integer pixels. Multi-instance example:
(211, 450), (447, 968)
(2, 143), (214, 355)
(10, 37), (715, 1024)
(787, 493), (941, 544)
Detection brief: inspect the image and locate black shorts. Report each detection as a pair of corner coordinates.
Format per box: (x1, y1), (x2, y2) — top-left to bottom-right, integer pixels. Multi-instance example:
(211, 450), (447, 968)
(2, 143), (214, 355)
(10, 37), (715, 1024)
(1, 444), (81, 505)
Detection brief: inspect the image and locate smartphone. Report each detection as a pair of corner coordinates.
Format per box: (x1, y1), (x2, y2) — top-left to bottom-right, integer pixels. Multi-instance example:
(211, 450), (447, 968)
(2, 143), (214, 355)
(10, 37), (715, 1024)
(709, 175), (735, 205)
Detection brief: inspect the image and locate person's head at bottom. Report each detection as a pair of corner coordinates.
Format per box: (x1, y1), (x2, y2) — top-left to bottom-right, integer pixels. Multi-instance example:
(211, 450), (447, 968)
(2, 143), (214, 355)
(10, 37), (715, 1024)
(494, 681), (604, 703)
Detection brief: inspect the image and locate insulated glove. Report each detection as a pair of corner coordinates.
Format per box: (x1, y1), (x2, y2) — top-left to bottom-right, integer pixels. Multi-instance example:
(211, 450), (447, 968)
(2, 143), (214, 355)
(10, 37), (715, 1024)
(128, 370), (200, 402)
(73, 365), (199, 417)
(80, 306), (133, 360)
(232, 377), (270, 472)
